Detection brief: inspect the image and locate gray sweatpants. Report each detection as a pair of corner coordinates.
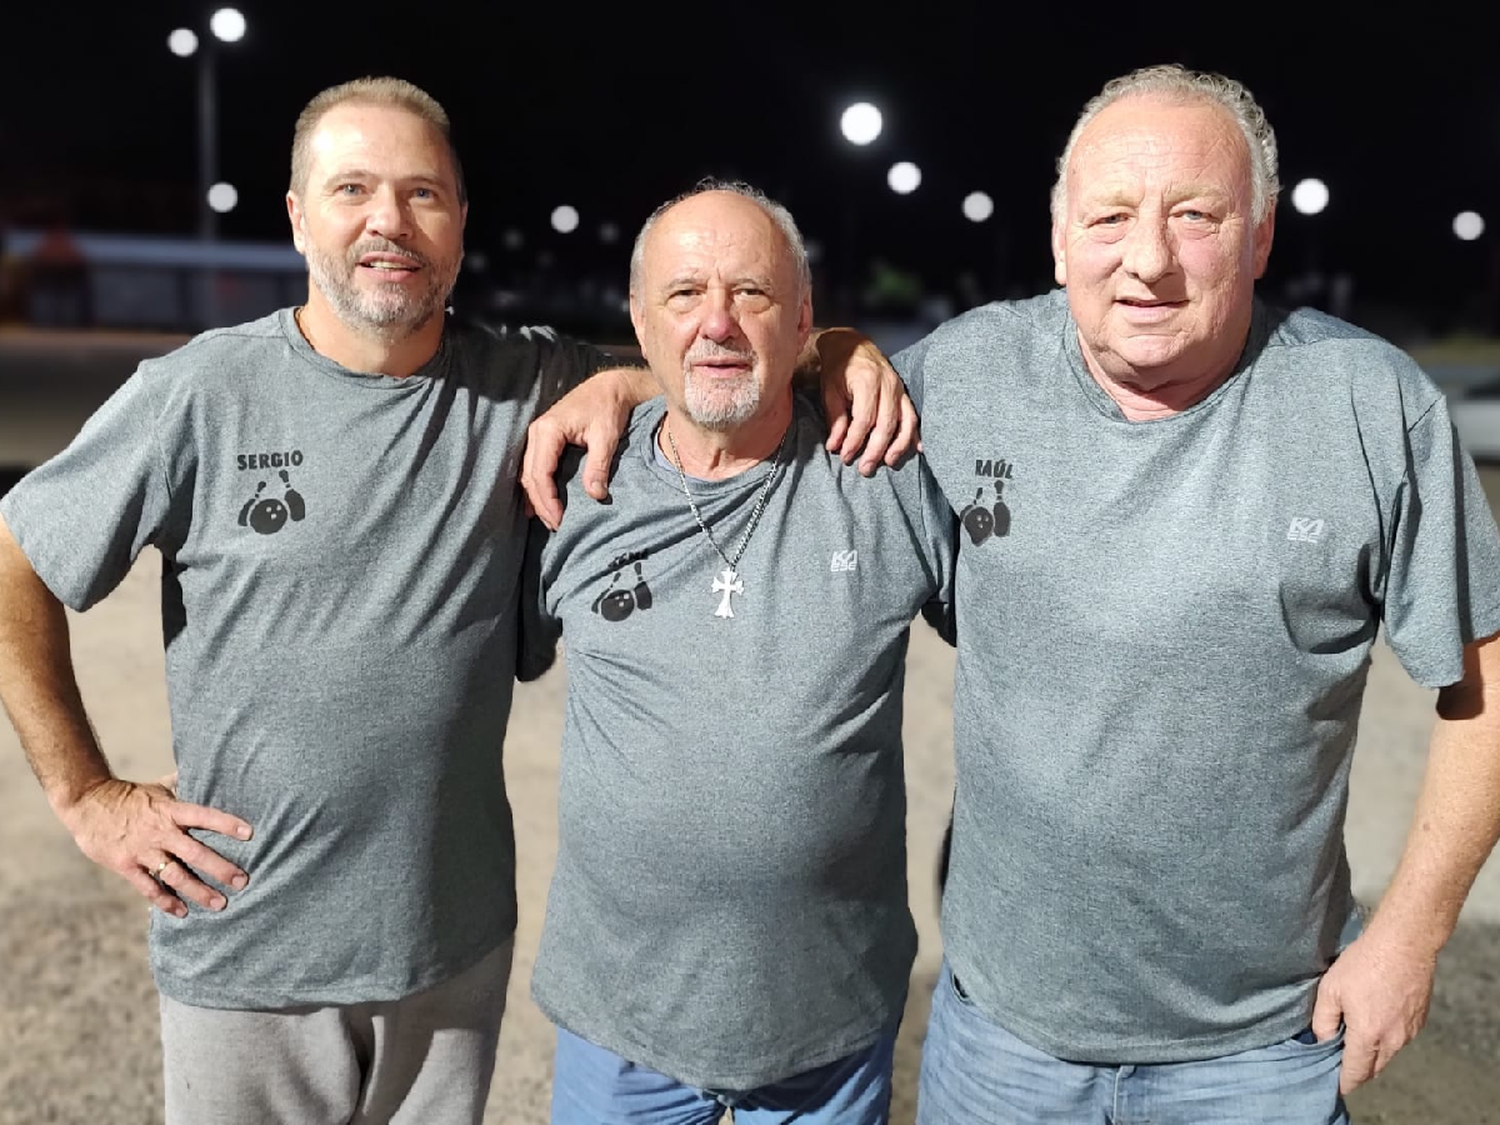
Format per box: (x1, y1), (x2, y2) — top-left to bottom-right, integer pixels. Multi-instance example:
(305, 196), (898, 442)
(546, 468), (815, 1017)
(159, 938), (514, 1125)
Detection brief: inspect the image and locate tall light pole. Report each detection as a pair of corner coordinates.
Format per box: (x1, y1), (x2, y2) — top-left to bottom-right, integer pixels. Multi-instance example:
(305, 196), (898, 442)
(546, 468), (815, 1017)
(836, 100), (884, 318)
(1290, 177), (1331, 311)
(170, 7), (246, 241)
(168, 8), (246, 326)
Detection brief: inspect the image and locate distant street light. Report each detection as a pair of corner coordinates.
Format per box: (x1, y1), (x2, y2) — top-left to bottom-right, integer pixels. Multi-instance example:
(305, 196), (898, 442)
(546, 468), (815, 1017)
(551, 206), (580, 234)
(207, 182), (238, 214)
(209, 7), (247, 42)
(887, 162), (921, 195)
(1455, 211), (1486, 241)
(167, 29), (199, 57)
(840, 102), (882, 146)
(1291, 178), (1329, 216)
(963, 191), (995, 223)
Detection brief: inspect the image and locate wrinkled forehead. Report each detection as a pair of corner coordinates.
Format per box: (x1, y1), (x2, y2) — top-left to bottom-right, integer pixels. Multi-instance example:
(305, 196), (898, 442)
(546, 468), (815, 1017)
(1067, 95), (1252, 203)
(644, 194), (796, 284)
(307, 103), (457, 185)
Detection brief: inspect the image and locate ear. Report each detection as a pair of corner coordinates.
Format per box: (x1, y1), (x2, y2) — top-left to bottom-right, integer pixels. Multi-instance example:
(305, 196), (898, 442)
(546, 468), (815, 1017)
(795, 287), (814, 350)
(1251, 207), (1276, 279)
(1051, 217), (1068, 287)
(629, 292), (645, 350)
(460, 201), (469, 231)
(287, 192), (307, 254)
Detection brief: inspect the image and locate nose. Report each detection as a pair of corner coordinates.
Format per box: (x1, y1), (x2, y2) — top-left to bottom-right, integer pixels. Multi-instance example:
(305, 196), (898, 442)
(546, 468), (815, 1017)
(364, 185), (412, 242)
(699, 287), (739, 342)
(1122, 217), (1174, 283)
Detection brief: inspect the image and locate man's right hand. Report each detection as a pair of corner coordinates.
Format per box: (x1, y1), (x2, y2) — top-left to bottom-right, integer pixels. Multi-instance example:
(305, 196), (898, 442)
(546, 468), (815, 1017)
(57, 777), (252, 918)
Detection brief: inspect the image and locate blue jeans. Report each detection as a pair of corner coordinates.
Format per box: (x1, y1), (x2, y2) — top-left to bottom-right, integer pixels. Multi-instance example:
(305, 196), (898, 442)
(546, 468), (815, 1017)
(550, 1025), (898, 1124)
(917, 962), (1349, 1124)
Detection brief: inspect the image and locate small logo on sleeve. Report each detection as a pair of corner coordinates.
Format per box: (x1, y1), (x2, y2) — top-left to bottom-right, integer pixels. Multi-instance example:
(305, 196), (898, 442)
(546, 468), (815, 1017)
(830, 550), (859, 572)
(1287, 518), (1325, 544)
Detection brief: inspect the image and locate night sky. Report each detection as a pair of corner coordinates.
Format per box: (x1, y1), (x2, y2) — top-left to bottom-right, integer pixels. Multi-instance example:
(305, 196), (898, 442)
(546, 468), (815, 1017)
(5, 4), (1499, 325)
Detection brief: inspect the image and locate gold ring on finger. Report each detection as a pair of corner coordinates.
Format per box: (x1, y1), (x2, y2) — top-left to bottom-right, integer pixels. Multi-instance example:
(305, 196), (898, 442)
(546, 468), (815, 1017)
(152, 859), (173, 880)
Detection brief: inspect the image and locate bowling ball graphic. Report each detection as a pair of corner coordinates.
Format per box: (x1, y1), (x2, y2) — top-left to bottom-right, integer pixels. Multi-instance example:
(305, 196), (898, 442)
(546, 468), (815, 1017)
(599, 588), (636, 622)
(962, 503), (994, 545)
(249, 498), (289, 535)
(592, 561), (653, 622)
(239, 470), (307, 536)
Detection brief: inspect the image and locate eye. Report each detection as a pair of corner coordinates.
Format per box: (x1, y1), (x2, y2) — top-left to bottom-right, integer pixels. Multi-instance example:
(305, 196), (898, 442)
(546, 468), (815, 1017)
(413, 187), (435, 200)
(1178, 209), (1209, 221)
(338, 183), (364, 196)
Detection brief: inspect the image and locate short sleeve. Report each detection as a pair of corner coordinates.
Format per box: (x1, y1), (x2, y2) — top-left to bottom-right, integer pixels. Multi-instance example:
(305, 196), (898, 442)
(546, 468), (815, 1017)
(915, 454), (958, 644)
(534, 328), (640, 416)
(1382, 401), (1500, 687)
(892, 336), (933, 416)
(0, 367), (177, 611)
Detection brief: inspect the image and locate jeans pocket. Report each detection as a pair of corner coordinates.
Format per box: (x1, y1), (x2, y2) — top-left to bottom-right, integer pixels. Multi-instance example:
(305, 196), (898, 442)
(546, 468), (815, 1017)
(1282, 1026), (1345, 1053)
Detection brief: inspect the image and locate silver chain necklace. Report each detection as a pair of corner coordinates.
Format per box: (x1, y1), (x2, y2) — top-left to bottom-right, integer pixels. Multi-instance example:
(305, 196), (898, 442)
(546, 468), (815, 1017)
(665, 418), (789, 619)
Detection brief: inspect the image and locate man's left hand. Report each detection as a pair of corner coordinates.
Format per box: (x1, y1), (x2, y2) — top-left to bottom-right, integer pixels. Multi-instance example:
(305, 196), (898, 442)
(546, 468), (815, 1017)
(1310, 929), (1436, 1094)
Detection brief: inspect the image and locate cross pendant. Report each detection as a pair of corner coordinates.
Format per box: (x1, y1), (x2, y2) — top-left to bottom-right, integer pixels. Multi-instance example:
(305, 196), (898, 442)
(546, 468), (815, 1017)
(711, 568), (744, 618)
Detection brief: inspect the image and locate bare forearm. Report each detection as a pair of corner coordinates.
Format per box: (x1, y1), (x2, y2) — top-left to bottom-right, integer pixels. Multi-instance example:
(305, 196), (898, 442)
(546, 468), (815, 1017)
(795, 326), (856, 386)
(807, 326), (864, 369)
(1365, 650), (1500, 956)
(0, 529), (111, 814)
(598, 364), (659, 407)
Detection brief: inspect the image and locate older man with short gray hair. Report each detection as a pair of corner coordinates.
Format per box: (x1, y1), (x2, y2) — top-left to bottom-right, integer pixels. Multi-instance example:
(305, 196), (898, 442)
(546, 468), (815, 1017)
(892, 63), (1500, 1123)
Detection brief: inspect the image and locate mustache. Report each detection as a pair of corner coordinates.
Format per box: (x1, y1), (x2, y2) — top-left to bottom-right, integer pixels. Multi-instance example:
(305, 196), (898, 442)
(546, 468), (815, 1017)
(349, 239), (431, 268)
(685, 342), (755, 364)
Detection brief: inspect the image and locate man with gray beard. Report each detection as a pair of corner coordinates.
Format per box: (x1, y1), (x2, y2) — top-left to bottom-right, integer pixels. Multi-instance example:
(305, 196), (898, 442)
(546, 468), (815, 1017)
(519, 181), (955, 1125)
(0, 81), (911, 1124)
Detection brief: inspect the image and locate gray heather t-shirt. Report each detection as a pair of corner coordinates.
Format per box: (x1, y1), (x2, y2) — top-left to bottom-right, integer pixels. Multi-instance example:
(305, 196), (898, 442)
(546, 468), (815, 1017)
(0, 309), (606, 1009)
(896, 290), (1500, 1063)
(521, 395), (955, 1090)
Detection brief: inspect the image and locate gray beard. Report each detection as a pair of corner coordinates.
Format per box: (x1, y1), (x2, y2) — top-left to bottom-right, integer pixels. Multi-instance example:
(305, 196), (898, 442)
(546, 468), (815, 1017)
(305, 244), (456, 339)
(682, 363), (760, 431)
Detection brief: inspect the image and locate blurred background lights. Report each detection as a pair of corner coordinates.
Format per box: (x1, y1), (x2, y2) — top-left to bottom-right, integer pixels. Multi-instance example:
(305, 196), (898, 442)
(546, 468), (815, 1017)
(167, 28), (199, 56)
(1291, 178), (1329, 215)
(840, 102), (882, 146)
(1454, 211), (1485, 241)
(209, 8), (247, 42)
(206, 182), (238, 214)
(962, 191), (995, 222)
(887, 161), (921, 195)
(551, 205), (580, 234)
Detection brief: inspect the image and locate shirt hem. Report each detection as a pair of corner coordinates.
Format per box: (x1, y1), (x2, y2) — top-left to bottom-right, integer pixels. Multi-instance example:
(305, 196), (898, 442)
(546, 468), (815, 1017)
(969, 992), (1317, 1065)
(535, 989), (893, 1091)
(149, 930), (515, 1011)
